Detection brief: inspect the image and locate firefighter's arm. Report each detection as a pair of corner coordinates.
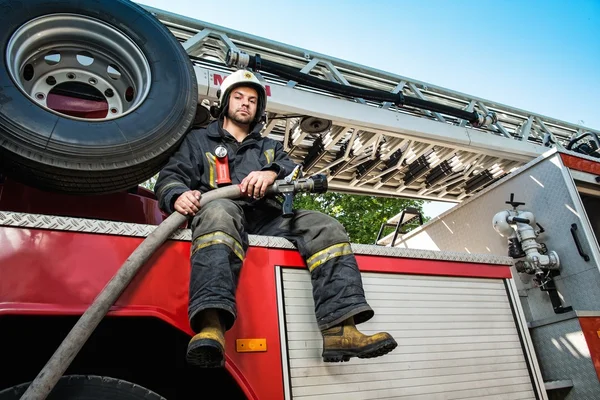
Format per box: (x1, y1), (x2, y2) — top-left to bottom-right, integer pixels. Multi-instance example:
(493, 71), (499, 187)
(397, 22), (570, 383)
(261, 141), (300, 179)
(154, 136), (202, 215)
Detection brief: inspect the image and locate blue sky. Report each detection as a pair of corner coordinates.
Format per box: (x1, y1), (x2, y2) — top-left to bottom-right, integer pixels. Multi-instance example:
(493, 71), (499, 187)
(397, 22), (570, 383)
(136, 0), (600, 216)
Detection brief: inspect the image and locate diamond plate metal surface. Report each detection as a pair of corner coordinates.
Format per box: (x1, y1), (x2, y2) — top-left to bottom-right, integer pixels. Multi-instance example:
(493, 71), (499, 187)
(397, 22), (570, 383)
(558, 268), (600, 312)
(248, 235), (296, 249)
(397, 153), (600, 322)
(0, 211), (191, 241)
(531, 318), (600, 399)
(0, 211), (513, 264)
(351, 243), (512, 265)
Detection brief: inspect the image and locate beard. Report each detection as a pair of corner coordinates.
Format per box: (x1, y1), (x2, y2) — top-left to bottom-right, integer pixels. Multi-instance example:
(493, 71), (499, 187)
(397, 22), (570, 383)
(226, 106), (254, 126)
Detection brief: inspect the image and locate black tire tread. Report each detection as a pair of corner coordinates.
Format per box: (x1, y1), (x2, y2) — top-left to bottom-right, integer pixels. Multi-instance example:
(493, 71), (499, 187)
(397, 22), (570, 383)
(0, 149), (166, 194)
(0, 375), (166, 400)
(0, 0), (198, 194)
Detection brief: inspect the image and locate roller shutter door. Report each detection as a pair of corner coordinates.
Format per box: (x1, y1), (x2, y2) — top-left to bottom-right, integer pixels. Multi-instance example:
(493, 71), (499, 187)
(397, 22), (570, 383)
(280, 269), (538, 400)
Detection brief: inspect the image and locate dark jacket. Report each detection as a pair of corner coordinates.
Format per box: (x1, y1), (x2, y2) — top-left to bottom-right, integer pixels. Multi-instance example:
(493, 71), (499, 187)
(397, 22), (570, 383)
(154, 120), (298, 214)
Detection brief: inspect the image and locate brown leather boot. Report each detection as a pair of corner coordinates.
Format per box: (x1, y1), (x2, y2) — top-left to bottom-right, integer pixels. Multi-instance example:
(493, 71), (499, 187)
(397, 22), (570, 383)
(186, 309), (226, 368)
(321, 317), (397, 362)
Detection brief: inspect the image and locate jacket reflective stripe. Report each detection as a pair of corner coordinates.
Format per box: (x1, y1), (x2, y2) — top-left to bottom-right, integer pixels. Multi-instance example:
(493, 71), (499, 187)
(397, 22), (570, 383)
(264, 149), (274, 164)
(155, 181), (188, 201)
(306, 243), (353, 272)
(205, 152), (217, 189)
(192, 231), (245, 261)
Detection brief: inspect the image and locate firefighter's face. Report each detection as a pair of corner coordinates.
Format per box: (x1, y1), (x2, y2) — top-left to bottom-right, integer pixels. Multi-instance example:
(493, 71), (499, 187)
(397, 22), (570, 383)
(226, 86), (258, 126)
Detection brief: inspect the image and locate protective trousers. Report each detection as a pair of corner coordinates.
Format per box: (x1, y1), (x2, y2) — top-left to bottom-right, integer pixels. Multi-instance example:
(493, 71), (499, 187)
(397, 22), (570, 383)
(188, 199), (374, 332)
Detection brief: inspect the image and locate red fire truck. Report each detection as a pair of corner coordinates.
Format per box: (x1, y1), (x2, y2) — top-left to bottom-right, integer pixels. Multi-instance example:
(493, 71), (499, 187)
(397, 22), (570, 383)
(2, 1), (598, 399)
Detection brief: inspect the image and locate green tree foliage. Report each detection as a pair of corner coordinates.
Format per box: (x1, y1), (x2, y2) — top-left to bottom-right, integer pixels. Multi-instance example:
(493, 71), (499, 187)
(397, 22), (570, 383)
(293, 192), (428, 244)
(141, 174), (158, 191)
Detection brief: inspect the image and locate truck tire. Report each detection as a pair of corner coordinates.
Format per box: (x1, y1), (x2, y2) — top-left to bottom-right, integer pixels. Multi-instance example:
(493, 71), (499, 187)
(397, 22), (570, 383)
(0, 375), (166, 400)
(0, 0), (198, 194)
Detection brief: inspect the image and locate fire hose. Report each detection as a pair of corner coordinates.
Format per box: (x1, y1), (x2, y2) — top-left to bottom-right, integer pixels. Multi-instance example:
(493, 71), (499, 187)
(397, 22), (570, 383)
(18, 168), (326, 400)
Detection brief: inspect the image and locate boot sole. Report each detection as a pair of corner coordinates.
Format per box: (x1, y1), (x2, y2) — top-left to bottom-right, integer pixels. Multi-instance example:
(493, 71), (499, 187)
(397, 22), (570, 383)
(186, 338), (225, 368)
(322, 337), (398, 363)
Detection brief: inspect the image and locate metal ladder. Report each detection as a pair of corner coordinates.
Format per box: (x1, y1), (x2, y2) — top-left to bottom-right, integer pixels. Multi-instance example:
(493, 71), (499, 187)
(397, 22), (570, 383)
(142, 5), (598, 203)
(375, 207), (424, 246)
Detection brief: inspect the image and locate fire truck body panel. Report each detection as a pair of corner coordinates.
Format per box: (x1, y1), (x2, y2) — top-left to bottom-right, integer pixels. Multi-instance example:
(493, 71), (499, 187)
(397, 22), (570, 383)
(280, 269), (541, 399)
(386, 149), (600, 398)
(0, 179), (546, 399)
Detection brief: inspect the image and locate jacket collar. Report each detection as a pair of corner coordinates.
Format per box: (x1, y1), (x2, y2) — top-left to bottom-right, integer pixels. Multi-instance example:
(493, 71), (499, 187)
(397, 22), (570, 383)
(206, 119), (264, 142)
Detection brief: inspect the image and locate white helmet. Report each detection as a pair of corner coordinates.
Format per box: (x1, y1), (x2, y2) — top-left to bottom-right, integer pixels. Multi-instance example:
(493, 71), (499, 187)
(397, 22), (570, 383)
(211, 69), (267, 128)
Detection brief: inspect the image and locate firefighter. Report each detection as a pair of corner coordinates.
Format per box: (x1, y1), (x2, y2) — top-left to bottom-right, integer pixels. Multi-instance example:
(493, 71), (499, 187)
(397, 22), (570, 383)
(154, 69), (397, 368)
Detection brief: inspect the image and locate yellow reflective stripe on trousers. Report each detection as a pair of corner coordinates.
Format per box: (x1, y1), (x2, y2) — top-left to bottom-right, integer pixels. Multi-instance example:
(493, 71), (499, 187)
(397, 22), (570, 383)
(192, 231), (245, 261)
(306, 243), (353, 272)
(205, 152), (217, 189)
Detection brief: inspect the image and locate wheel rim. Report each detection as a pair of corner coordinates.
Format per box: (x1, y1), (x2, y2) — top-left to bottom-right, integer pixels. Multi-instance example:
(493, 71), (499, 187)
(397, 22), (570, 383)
(6, 13), (152, 121)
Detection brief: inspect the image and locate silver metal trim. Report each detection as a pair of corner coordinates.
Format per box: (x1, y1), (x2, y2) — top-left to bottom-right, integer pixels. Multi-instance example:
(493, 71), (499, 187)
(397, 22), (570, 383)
(544, 380), (574, 391)
(350, 243), (512, 265)
(527, 310), (578, 329)
(573, 310), (600, 317)
(571, 170), (600, 197)
(571, 170), (600, 186)
(0, 211), (514, 265)
(0, 211), (190, 241)
(275, 266), (292, 400)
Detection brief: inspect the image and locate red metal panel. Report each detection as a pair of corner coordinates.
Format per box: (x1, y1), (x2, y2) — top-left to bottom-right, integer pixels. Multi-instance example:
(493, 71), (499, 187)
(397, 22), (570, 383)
(561, 153), (600, 176)
(0, 179), (167, 226)
(579, 317), (600, 381)
(265, 248), (512, 278)
(226, 247), (287, 400)
(0, 227), (284, 400)
(0, 226), (512, 399)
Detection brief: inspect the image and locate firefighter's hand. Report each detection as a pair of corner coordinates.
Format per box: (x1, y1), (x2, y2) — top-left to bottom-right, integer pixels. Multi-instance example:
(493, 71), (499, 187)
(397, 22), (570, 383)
(241, 170), (278, 199)
(174, 190), (202, 216)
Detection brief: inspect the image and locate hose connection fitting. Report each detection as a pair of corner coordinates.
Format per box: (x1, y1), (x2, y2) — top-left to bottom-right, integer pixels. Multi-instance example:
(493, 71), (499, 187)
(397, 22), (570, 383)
(473, 111), (498, 128)
(226, 49), (250, 69)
